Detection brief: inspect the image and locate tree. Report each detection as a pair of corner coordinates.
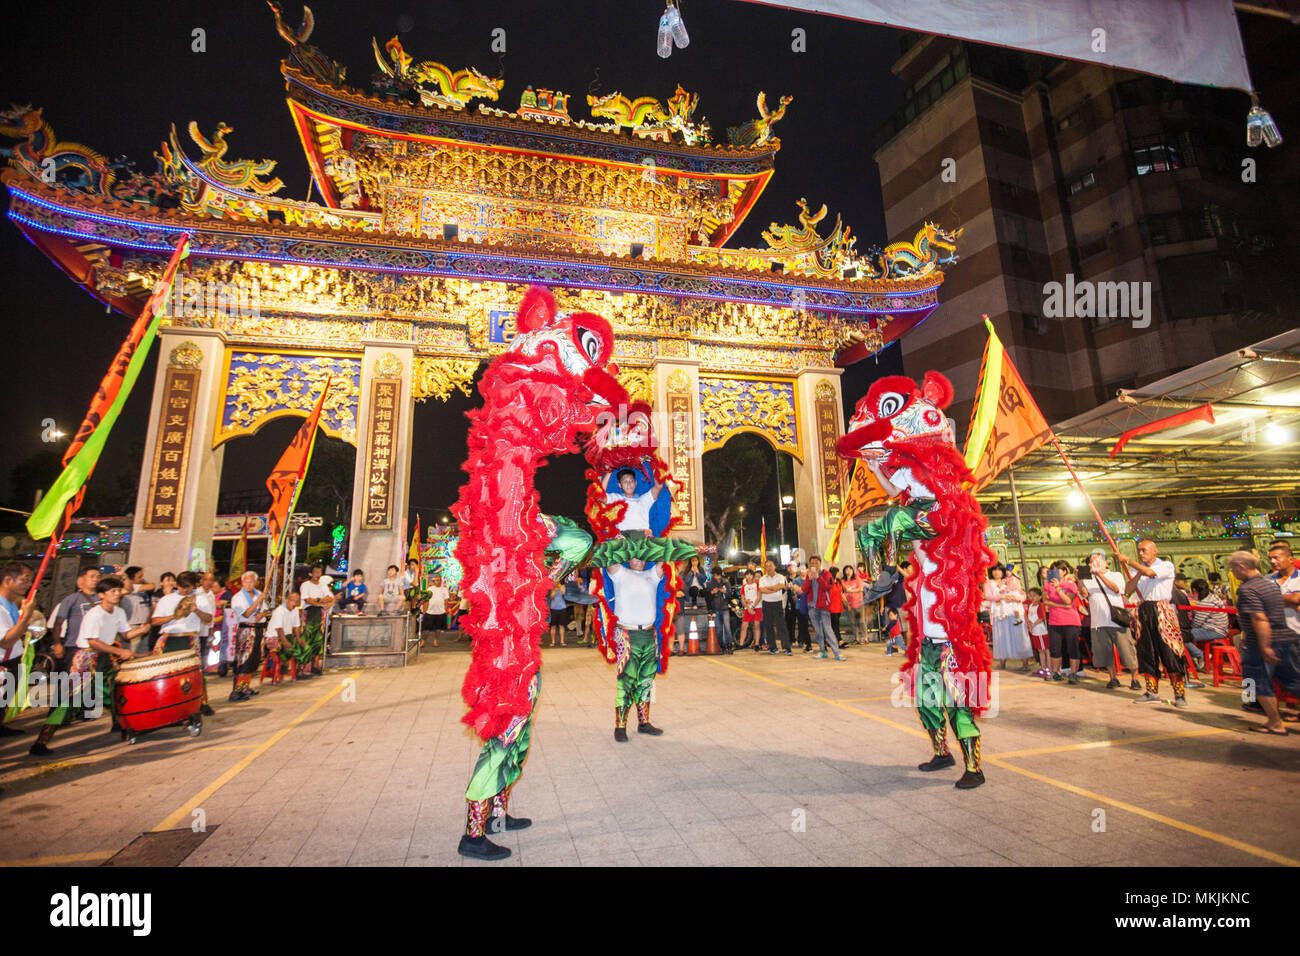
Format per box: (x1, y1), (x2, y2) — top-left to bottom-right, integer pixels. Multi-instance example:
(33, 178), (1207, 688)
(701, 434), (771, 549)
(294, 436), (356, 527)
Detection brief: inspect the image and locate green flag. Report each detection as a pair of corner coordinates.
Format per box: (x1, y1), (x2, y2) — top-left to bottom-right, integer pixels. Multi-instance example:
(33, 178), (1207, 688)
(26, 235), (191, 540)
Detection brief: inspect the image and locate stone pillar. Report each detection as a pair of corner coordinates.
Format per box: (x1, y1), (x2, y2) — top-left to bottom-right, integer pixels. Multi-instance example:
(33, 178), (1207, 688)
(129, 329), (227, 577)
(347, 344), (415, 579)
(792, 368), (854, 566)
(652, 359), (703, 544)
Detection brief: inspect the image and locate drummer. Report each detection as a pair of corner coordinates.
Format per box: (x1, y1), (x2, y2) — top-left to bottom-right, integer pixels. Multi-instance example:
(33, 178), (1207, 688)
(151, 571), (214, 716)
(29, 575), (148, 757)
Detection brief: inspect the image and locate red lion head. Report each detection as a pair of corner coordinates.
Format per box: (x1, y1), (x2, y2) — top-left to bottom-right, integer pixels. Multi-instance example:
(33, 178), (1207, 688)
(836, 370), (955, 465)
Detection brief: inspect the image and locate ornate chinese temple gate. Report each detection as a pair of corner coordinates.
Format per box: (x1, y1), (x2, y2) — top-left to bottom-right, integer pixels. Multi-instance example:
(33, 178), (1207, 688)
(2, 11), (957, 576)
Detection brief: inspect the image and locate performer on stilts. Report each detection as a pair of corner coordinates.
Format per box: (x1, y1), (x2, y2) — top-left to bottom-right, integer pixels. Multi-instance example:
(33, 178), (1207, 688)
(1119, 540), (1188, 706)
(836, 372), (995, 789)
(454, 287), (628, 861)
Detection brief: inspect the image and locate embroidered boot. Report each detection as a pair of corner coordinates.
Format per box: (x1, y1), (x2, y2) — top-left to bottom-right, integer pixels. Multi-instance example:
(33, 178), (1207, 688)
(489, 785), (531, 832)
(458, 798), (511, 860)
(635, 701), (663, 736)
(917, 724), (955, 771)
(614, 706), (630, 742)
(955, 736), (985, 789)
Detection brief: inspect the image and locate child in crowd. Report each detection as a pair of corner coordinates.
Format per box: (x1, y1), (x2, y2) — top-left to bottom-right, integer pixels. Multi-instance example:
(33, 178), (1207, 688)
(883, 608), (907, 655)
(738, 571), (761, 649)
(1026, 587), (1051, 678)
(380, 565), (405, 615)
(342, 570), (367, 614)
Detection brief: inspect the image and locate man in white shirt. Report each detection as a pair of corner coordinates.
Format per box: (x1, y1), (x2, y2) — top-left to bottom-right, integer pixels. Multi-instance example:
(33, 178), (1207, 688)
(230, 571), (269, 702)
(605, 558), (666, 740)
(605, 468), (664, 537)
(30, 574), (147, 756)
(298, 565), (333, 678)
(265, 592), (302, 681)
(1266, 541), (1300, 638)
(758, 559), (793, 654)
(194, 572), (218, 671)
(421, 574), (450, 648)
(1121, 539), (1188, 705)
(152, 570), (215, 715)
(0, 562), (37, 738)
(1083, 550), (1140, 691)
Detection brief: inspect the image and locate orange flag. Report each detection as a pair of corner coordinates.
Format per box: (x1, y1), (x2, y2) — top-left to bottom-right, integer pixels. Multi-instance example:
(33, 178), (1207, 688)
(824, 460), (891, 561)
(963, 319), (1053, 491)
(265, 378), (331, 563)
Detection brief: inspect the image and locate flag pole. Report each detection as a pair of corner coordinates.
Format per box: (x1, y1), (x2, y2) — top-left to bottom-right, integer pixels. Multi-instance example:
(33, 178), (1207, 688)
(1005, 465), (1031, 582)
(1046, 431), (1124, 560)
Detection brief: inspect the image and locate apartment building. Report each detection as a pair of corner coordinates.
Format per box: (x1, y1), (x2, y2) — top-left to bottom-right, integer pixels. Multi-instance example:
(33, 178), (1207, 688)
(871, 34), (1295, 436)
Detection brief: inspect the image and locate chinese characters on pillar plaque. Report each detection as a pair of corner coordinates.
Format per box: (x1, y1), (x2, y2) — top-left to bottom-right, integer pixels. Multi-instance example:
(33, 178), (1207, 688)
(362, 378), (400, 529)
(143, 367), (200, 529)
(815, 382), (843, 524)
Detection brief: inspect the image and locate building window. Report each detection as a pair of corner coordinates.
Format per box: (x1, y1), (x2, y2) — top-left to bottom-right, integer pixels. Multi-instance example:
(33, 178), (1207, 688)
(1067, 170), (1097, 196)
(1133, 143), (1180, 175)
(1056, 109), (1084, 132)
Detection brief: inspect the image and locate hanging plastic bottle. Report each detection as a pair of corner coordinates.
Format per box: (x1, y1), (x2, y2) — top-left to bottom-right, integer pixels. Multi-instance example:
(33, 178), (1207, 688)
(670, 1), (690, 50)
(657, 6), (674, 59)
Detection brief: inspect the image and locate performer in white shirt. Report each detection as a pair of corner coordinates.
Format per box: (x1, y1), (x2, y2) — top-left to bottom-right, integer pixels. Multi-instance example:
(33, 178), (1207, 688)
(265, 592), (303, 681)
(297, 564), (334, 677)
(421, 574), (450, 648)
(1120, 539), (1187, 706)
(229, 571), (268, 702)
(604, 468), (664, 537)
(605, 558), (666, 740)
(151, 570), (215, 715)
(30, 574), (147, 756)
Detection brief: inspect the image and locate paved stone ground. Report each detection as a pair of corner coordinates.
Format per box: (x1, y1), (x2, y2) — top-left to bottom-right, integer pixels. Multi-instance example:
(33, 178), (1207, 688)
(1, 638), (1297, 867)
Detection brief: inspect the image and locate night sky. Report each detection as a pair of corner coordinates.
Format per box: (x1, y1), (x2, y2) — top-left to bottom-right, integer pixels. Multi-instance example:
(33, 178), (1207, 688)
(0, 0), (908, 535)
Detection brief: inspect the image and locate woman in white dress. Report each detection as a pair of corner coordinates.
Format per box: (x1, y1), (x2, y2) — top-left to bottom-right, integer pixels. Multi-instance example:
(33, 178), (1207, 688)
(984, 564), (1034, 669)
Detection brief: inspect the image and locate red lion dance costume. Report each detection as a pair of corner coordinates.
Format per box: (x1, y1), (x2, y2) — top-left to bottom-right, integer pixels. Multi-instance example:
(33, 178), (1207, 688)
(453, 287), (626, 860)
(836, 371), (995, 788)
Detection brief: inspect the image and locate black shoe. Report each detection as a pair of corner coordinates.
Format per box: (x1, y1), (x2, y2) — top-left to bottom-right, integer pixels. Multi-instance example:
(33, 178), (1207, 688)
(457, 834), (511, 861)
(955, 770), (986, 789)
(918, 753), (956, 772)
(614, 727), (628, 742)
(228, 691), (250, 703)
(28, 742), (52, 756)
(783, 649), (793, 655)
(863, 567), (902, 603)
(0, 726), (24, 737)
(200, 704), (215, 716)
(110, 721), (122, 734)
(1130, 679), (1142, 691)
(488, 814), (532, 832)
(217, 664), (229, 678)
(1051, 672), (1066, 682)
(637, 722), (664, 736)
(1106, 678), (1121, 689)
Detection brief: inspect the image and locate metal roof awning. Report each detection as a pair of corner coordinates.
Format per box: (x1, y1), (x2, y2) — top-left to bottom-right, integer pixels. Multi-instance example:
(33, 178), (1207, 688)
(976, 329), (1300, 510)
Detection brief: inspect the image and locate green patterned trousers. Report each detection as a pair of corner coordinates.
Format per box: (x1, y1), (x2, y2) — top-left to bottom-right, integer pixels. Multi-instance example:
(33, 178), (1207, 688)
(615, 629), (658, 708)
(465, 674), (540, 802)
(916, 639), (981, 770)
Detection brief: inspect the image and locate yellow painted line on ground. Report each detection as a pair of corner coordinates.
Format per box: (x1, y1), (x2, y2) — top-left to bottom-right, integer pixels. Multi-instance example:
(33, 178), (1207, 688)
(0, 851), (114, 867)
(151, 672), (359, 832)
(715, 655), (1296, 867)
(703, 657), (928, 739)
(982, 756), (1299, 867)
(991, 727), (1232, 760)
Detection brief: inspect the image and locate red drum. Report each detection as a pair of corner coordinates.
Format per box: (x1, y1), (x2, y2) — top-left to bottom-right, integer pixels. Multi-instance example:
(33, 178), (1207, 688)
(115, 650), (204, 737)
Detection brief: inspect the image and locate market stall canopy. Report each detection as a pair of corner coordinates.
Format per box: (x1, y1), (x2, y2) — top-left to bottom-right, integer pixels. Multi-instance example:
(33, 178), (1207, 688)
(734, 0), (1255, 91)
(975, 329), (1300, 507)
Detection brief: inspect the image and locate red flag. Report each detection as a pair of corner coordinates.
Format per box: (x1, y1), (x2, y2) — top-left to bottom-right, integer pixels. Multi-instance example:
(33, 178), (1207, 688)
(1110, 404), (1215, 458)
(265, 378), (331, 563)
